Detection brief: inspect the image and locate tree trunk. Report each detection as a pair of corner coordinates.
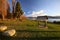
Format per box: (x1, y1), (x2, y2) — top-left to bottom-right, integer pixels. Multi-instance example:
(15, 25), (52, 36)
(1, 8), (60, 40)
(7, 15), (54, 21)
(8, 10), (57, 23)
(2, 15), (5, 20)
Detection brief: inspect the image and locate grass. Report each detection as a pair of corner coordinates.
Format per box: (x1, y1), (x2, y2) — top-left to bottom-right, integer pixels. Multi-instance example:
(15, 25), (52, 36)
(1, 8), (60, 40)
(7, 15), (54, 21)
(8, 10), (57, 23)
(0, 19), (60, 40)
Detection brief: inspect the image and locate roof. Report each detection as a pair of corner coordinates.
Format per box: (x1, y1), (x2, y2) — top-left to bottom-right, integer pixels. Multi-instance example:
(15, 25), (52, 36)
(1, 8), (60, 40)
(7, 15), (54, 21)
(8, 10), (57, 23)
(37, 16), (48, 20)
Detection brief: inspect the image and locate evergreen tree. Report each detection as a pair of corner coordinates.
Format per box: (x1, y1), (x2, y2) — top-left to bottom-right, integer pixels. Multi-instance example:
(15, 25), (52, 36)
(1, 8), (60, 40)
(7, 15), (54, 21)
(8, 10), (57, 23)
(14, 1), (23, 18)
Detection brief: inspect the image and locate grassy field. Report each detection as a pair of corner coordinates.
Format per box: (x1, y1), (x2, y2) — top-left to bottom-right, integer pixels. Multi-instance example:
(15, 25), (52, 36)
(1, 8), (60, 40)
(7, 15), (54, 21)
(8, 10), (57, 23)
(0, 19), (60, 40)
(0, 19), (60, 31)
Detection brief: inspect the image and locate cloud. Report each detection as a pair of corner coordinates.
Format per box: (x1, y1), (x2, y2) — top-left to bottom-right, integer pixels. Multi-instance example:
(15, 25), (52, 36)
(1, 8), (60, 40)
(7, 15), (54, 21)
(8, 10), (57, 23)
(26, 10), (47, 17)
(48, 13), (60, 16)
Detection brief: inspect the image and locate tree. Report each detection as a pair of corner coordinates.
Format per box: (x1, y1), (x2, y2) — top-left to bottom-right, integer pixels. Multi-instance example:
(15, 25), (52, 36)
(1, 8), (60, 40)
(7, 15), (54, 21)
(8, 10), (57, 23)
(12, 0), (15, 18)
(6, 2), (11, 19)
(0, 0), (2, 19)
(14, 1), (23, 18)
(0, 0), (7, 20)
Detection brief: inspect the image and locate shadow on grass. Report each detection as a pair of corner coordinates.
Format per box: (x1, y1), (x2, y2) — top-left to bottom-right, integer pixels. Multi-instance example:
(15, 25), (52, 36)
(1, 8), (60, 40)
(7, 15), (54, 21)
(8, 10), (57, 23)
(0, 36), (60, 40)
(0, 31), (60, 40)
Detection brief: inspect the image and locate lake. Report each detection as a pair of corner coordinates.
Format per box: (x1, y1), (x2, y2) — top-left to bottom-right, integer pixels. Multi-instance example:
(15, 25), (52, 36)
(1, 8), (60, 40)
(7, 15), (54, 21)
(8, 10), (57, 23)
(48, 18), (60, 22)
(27, 17), (60, 22)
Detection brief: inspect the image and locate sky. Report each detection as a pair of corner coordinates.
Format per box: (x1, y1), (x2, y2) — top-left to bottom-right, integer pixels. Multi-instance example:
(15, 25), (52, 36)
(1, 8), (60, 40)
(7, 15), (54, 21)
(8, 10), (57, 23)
(9, 0), (60, 17)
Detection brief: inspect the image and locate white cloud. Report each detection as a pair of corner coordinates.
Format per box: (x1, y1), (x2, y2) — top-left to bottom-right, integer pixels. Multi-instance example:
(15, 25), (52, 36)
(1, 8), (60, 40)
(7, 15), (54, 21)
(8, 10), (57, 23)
(26, 10), (47, 17)
(48, 13), (60, 16)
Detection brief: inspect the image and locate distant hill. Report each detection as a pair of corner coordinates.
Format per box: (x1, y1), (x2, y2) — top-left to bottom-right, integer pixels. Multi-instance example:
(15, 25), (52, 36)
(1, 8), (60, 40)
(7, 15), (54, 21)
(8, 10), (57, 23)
(47, 16), (60, 19)
(27, 17), (37, 20)
(27, 16), (60, 20)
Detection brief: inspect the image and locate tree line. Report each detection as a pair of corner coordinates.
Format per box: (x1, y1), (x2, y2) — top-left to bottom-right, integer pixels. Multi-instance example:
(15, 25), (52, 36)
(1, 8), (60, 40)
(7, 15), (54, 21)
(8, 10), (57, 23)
(0, 1), (24, 20)
(8, 1), (23, 19)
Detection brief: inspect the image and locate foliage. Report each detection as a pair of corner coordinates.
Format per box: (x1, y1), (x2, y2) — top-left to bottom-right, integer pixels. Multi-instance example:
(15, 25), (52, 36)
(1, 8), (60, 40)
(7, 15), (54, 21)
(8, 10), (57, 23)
(14, 1), (23, 18)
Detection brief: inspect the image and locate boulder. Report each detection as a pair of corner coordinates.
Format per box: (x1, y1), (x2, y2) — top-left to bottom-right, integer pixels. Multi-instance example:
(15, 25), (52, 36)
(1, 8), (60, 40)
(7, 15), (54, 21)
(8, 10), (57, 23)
(3, 29), (16, 36)
(0, 26), (7, 32)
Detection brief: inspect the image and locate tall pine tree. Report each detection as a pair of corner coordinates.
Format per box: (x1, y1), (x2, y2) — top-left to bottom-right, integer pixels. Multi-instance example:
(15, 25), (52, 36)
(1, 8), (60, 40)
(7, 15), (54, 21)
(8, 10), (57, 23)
(14, 1), (23, 18)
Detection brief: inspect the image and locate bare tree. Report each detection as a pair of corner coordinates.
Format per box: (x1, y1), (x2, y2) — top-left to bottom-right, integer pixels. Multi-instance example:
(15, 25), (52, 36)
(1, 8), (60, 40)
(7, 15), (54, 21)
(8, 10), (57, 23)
(12, 0), (15, 18)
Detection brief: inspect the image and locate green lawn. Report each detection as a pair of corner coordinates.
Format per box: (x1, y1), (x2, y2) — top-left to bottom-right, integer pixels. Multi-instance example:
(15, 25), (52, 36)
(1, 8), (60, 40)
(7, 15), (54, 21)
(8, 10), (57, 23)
(0, 19), (60, 38)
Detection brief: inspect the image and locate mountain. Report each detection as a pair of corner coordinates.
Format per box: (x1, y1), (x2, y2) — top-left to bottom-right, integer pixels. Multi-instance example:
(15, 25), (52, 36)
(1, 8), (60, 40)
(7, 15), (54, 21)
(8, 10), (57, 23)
(47, 16), (60, 19)
(27, 17), (37, 20)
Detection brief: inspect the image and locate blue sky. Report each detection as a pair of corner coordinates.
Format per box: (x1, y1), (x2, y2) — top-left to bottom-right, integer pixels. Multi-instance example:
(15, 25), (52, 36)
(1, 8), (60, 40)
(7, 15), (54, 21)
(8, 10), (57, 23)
(9, 0), (60, 17)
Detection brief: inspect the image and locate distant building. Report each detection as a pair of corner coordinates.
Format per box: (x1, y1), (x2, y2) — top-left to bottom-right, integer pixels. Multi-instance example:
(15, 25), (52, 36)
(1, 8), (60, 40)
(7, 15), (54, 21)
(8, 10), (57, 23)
(37, 16), (48, 21)
(37, 16), (48, 28)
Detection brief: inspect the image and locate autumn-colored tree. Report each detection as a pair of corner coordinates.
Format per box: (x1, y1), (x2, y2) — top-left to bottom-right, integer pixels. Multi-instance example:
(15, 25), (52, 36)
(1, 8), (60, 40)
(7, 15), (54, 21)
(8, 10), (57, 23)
(0, 0), (7, 20)
(0, 0), (2, 19)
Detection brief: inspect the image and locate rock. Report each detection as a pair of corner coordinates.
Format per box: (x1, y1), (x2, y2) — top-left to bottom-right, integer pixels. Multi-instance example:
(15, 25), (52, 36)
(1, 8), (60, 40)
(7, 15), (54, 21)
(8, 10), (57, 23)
(3, 29), (16, 36)
(0, 26), (7, 32)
